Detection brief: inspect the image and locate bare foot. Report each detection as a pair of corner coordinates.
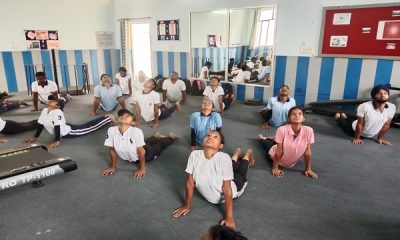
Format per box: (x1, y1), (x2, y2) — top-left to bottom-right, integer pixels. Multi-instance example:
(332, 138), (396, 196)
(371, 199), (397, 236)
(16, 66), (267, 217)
(106, 114), (116, 124)
(257, 134), (267, 141)
(340, 113), (347, 119)
(19, 99), (29, 106)
(335, 113), (340, 119)
(154, 132), (166, 138)
(169, 132), (177, 139)
(231, 148), (242, 162)
(244, 149), (255, 167)
(0, 138), (8, 143)
(175, 101), (181, 112)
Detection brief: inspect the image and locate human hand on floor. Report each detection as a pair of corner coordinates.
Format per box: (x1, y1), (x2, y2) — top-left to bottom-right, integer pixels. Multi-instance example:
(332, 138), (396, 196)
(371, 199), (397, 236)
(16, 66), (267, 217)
(172, 206), (191, 218)
(304, 169), (318, 179)
(48, 141), (60, 148)
(133, 168), (145, 178)
(352, 138), (363, 145)
(30, 108), (39, 112)
(376, 138), (391, 145)
(220, 217), (236, 229)
(0, 138), (8, 143)
(25, 136), (37, 144)
(272, 168), (284, 178)
(101, 167), (116, 176)
(149, 123), (158, 128)
(262, 122), (270, 130)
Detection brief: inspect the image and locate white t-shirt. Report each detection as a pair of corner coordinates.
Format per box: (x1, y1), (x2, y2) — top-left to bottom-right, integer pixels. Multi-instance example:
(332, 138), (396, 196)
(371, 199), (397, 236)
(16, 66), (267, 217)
(247, 62), (255, 69)
(104, 126), (145, 162)
(203, 86), (225, 112)
(199, 66), (209, 79)
(38, 108), (71, 136)
(233, 70), (251, 83)
(0, 118), (6, 132)
(132, 78), (147, 92)
(31, 80), (58, 103)
(185, 150), (238, 204)
(133, 90), (161, 122)
(352, 101), (396, 138)
(115, 72), (132, 94)
(162, 79), (186, 102)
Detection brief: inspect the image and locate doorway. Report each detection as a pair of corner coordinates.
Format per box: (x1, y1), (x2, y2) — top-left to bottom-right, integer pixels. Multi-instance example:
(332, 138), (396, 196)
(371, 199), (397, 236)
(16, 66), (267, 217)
(130, 20), (151, 79)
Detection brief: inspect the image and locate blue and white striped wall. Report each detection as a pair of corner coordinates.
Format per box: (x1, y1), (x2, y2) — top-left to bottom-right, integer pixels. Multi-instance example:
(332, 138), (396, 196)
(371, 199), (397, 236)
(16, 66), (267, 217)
(0, 49), (121, 93)
(152, 51), (191, 79)
(271, 56), (400, 106)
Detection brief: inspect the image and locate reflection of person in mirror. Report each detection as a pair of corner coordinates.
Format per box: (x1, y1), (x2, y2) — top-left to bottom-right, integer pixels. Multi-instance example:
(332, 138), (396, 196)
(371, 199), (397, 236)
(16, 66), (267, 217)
(199, 61), (212, 79)
(232, 64), (251, 83)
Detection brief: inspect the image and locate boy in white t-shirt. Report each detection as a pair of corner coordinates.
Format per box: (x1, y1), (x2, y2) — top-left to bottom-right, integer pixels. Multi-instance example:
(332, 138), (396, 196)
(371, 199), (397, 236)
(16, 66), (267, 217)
(162, 71), (186, 107)
(101, 109), (177, 178)
(133, 79), (180, 128)
(232, 65), (251, 83)
(173, 130), (255, 229)
(115, 67), (132, 96)
(199, 62), (212, 79)
(26, 95), (115, 148)
(132, 70), (148, 93)
(335, 84), (396, 145)
(203, 77), (226, 115)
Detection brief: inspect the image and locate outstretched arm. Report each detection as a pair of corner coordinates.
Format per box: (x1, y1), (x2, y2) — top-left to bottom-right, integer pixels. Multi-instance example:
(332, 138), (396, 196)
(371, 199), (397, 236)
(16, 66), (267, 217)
(133, 146), (146, 178)
(101, 147), (118, 176)
(173, 174), (195, 218)
(303, 144), (318, 179)
(376, 118), (392, 145)
(118, 96), (126, 109)
(353, 117), (364, 145)
(31, 92), (39, 112)
(220, 180), (235, 229)
(91, 97), (100, 116)
(272, 143), (284, 177)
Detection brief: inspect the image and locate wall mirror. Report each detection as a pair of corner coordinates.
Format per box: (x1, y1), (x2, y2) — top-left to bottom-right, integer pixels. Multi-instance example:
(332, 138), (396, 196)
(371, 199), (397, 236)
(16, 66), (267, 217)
(190, 10), (229, 80)
(190, 6), (277, 87)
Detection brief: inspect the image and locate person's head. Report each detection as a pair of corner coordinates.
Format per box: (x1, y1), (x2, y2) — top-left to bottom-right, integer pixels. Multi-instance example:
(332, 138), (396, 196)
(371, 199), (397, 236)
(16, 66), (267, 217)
(288, 106), (305, 124)
(202, 131), (225, 151)
(259, 57), (265, 62)
(205, 61), (212, 69)
(251, 57), (257, 63)
(35, 71), (47, 85)
(170, 71), (179, 81)
(229, 58), (235, 64)
(201, 96), (214, 113)
(210, 77), (220, 90)
(241, 64), (249, 72)
(47, 95), (60, 110)
(117, 109), (136, 126)
(264, 60), (271, 66)
(101, 74), (112, 87)
(200, 225), (248, 240)
(118, 67), (127, 77)
(138, 70), (146, 80)
(370, 84), (390, 104)
(278, 85), (290, 97)
(143, 79), (156, 93)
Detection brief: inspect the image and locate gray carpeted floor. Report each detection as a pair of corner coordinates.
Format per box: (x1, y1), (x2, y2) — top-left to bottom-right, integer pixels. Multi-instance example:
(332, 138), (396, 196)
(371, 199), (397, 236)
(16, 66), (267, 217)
(0, 93), (399, 240)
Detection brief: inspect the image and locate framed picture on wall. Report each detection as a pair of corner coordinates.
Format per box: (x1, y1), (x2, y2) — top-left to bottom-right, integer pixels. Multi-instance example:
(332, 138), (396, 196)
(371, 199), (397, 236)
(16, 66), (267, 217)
(24, 30), (60, 50)
(208, 34), (222, 47)
(157, 20), (179, 40)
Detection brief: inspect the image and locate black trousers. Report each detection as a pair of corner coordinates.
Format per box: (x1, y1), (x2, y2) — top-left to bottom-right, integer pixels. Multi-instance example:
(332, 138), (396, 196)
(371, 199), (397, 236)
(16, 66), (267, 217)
(0, 101), (20, 113)
(337, 118), (356, 136)
(232, 158), (249, 192)
(258, 139), (276, 161)
(159, 104), (177, 120)
(1, 120), (38, 135)
(143, 136), (175, 161)
(260, 110), (272, 123)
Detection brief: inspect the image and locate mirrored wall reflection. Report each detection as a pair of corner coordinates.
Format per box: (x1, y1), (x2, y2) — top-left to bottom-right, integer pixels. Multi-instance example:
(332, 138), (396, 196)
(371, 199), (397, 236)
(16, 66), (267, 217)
(190, 10), (228, 79)
(228, 7), (276, 86)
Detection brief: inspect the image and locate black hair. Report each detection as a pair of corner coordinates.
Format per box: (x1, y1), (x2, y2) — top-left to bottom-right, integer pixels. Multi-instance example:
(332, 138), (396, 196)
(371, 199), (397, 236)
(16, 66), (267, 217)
(209, 130), (225, 145)
(209, 225), (248, 240)
(47, 95), (60, 106)
(251, 57), (257, 61)
(205, 61), (212, 66)
(148, 78), (156, 89)
(241, 64), (248, 71)
(259, 57), (265, 62)
(279, 84), (289, 90)
(100, 73), (111, 81)
(210, 76), (220, 83)
(35, 71), (46, 78)
(118, 67), (127, 72)
(288, 106), (305, 118)
(261, 60), (267, 66)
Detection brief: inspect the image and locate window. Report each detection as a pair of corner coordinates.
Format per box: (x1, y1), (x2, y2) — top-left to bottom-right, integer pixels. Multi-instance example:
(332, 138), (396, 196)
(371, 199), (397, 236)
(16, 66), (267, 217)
(254, 8), (276, 47)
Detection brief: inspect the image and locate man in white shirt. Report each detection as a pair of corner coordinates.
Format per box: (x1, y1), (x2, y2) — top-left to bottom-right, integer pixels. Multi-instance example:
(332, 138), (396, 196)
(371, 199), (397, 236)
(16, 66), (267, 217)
(335, 84), (396, 145)
(162, 71), (186, 107)
(246, 57), (257, 71)
(31, 71), (60, 112)
(133, 79), (179, 128)
(101, 109), (176, 178)
(199, 62), (212, 79)
(114, 67), (132, 96)
(173, 131), (255, 229)
(232, 65), (251, 83)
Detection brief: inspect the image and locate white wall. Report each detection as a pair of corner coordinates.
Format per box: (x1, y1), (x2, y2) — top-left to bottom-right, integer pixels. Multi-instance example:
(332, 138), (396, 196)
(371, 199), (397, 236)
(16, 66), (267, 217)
(191, 11), (228, 48)
(229, 8), (255, 47)
(0, 0), (114, 50)
(113, 0), (400, 55)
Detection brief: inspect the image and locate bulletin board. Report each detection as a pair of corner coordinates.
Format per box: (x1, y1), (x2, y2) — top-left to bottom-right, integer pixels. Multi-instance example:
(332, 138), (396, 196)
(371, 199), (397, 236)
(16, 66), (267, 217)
(25, 30), (60, 50)
(319, 4), (400, 59)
